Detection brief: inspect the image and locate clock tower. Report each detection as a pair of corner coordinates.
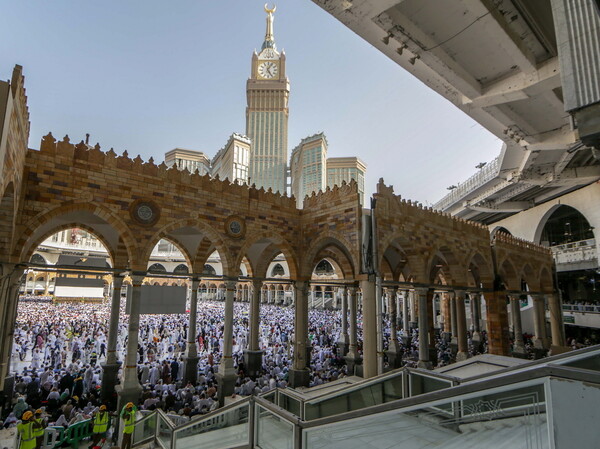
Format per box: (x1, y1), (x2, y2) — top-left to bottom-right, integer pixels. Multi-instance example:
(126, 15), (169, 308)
(246, 4), (290, 194)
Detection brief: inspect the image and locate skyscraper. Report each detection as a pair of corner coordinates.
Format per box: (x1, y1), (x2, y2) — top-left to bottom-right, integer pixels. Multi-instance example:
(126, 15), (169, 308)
(290, 133), (327, 208)
(211, 133), (252, 185)
(246, 5), (290, 194)
(327, 157), (367, 205)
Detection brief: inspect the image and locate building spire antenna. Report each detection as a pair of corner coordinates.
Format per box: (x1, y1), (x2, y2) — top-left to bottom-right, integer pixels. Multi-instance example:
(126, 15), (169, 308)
(263, 4), (277, 50)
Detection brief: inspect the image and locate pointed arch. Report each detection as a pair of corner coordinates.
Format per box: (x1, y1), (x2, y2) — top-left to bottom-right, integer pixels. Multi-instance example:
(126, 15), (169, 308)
(141, 218), (232, 276)
(236, 231), (299, 279)
(16, 201), (135, 268)
(301, 233), (357, 280)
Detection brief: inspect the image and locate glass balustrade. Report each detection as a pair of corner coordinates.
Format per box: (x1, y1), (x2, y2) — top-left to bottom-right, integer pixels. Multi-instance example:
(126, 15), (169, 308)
(133, 411), (157, 446)
(172, 400), (250, 449)
(255, 404), (296, 449)
(156, 411), (174, 449)
(302, 379), (549, 449)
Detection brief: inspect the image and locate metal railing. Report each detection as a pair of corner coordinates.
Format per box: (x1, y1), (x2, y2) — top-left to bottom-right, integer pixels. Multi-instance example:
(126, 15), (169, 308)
(551, 238), (598, 265)
(433, 156), (501, 211)
(563, 304), (600, 313)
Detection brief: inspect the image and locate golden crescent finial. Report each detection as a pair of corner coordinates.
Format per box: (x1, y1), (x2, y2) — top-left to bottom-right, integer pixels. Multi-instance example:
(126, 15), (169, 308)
(264, 3), (276, 14)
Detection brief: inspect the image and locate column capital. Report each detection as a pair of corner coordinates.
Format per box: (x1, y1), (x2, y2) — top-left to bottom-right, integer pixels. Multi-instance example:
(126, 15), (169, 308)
(413, 287), (429, 296)
(112, 274), (124, 288)
(130, 273), (145, 286)
(190, 277), (200, 289)
(252, 278), (263, 288)
(293, 280), (309, 292)
(453, 290), (467, 299)
(224, 279), (238, 290)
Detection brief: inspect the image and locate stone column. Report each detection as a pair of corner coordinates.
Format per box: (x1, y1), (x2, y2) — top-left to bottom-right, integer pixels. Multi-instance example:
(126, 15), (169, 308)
(416, 288), (432, 369)
(396, 293), (402, 328)
(547, 293), (566, 348)
(450, 292), (458, 353)
(401, 290), (410, 345)
(532, 295), (548, 350)
(409, 291), (418, 329)
(244, 279), (263, 376)
(101, 274), (124, 402)
(344, 286), (361, 375)
(509, 295), (526, 356)
(44, 277), (50, 296)
(289, 280), (310, 388)
(472, 293), (482, 342)
(361, 277), (378, 378)
(455, 290), (469, 361)
(375, 276), (384, 375)
(0, 264), (25, 393)
(386, 287), (402, 368)
(184, 278), (200, 384)
(116, 273), (144, 410)
(217, 279), (237, 403)
(337, 286), (349, 356)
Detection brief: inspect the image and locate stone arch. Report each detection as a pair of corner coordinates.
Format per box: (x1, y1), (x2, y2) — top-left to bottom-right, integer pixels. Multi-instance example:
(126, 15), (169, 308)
(534, 204), (596, 245)
(466, 251), (494, 289)
(147, 236), (193, 273)
(203, 264), (217, 276)
(520, 263), (537, 292)
(0, 182), (16, 258)
(270, 263), (285, 277)
(141, 219), (229, 275)
(302, 234), (357, 280)
(174, 264), (189, 274)
(25, 223), (117, 267)
(16, 202), (135, 268)
(236, 231), (299, 280)
(498, 258), (519, 291)
(148, 263), (167, 274)
(379, 233), (424, 282)
(240, 256), (253, 278)
(539, 266), (554, 293)
(30, 253), (48, 265)
(427, 246), (465, 286)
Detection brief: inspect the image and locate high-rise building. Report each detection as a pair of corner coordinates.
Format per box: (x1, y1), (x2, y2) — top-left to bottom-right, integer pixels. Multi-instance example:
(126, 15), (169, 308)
(290, 133), (327, 208)
(246, 5), (290, 194)
(211, 133), (252, 185)
(164, 148), (211, 175)
(327, 157), (367, 205)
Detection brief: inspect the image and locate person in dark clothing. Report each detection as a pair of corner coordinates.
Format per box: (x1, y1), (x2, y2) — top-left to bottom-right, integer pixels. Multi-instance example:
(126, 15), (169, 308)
(72, 377), (84, 398)
(59, 372), (74, 394)
(170, 359), (179, 381)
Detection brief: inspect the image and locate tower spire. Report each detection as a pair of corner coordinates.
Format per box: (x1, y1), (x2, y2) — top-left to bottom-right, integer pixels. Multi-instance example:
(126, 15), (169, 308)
(262, 4), (277, 50)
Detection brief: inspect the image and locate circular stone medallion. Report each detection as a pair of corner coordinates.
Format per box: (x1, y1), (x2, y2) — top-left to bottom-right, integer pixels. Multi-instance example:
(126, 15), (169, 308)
(130, 199), (160, 226)
(225, 215), (246, 239)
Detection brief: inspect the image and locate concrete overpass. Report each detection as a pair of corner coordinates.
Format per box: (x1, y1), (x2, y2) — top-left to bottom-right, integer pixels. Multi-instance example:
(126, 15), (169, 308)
(311, 0), (600, 224)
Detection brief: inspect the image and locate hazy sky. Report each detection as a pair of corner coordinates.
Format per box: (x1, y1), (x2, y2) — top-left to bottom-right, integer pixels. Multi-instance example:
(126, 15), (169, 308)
(1, 0), (502, 204)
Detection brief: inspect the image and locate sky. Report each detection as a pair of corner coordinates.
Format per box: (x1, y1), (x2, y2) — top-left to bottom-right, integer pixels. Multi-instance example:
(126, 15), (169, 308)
(0, 0), (502, 205)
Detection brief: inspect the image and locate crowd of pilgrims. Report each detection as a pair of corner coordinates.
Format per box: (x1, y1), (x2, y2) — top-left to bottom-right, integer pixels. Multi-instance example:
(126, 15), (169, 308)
(1, 297), (506, 430)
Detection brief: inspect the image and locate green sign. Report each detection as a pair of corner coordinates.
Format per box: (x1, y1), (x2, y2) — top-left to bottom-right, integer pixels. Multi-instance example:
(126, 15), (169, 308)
(563, 315), (575, 324)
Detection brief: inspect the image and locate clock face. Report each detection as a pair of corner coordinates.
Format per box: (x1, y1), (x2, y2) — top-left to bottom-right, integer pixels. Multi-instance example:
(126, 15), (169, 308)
(258, 61), (278, 79)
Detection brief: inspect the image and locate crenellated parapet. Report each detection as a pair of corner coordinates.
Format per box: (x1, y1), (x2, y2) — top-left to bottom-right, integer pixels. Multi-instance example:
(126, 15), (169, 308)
(374, 178), (489, 237)
(302, 179), (359, 209)
(492, 230), (552, 256)
(38, 132), (297, 210)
